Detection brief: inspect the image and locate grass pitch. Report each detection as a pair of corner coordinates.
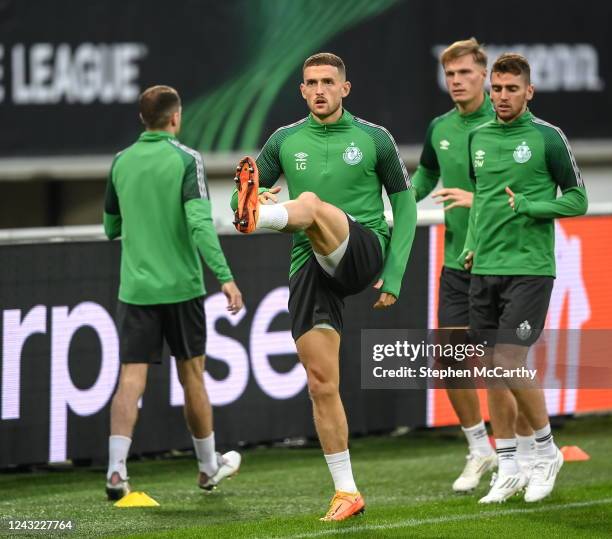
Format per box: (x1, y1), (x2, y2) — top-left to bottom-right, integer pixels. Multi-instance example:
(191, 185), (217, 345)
(1, 415), (611, 538)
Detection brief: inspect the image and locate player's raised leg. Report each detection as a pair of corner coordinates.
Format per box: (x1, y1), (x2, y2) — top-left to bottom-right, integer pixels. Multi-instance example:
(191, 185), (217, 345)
(234, 157), (349, 255)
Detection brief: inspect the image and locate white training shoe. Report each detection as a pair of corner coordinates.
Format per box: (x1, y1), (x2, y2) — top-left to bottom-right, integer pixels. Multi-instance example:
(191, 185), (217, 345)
(478, 471), (527, 504)
(452, 453), (497, 492)
(105, 471), (130, 501)
(524, 448), (564, 502)
(198, 450), (241, 492)
(517, 454), (536, 481)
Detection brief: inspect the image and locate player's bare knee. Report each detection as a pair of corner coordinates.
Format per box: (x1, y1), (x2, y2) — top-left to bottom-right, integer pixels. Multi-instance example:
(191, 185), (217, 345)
(307, 375), (338, 401)
(176, 356), (205, 387)
(297, 191), (321, 216)
(112, 382), (142, 407)
(178, 368), (204, 390)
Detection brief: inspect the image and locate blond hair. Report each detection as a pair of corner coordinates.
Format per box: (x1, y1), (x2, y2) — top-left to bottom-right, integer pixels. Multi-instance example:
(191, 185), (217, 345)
(440, 38), (487, 68)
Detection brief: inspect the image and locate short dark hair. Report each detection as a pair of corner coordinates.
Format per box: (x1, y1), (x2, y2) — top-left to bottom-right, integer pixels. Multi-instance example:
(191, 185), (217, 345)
(492, 53), (531, 84)
(440, 37), (487, 68)
(303, 52), (346, 78)
(139, 85), (181, 129)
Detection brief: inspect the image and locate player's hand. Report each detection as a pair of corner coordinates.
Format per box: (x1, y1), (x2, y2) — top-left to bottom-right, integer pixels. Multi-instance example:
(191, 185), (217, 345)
(505, 186), (516, 211)
(432, 188), (473, 210)
(259, 186), (281, 205)
(221, 281), (243, 315)
(463, 251), (474, 271)
(372, 279), (397, 309)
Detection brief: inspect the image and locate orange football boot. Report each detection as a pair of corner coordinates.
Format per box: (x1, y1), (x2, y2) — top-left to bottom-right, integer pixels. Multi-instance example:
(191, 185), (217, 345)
(233, 156), (259, 234)
(320, 491), (365, 521)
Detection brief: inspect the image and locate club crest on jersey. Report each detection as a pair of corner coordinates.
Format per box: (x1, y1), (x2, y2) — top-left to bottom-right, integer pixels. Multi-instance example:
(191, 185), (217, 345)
(474, 149), (485, 167)
(343, 143), (363, 165)
(439, 139), (450, 150)
(295, 152), (308, 170)
(513, 141), (532, 163)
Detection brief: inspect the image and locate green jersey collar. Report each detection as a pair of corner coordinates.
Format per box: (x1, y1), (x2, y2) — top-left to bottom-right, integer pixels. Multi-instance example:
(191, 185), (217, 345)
(495, 108), (533, 126)
(459, 93), (493, 120)
(307, 109), (354, 130)
(138, 130), (177, 142)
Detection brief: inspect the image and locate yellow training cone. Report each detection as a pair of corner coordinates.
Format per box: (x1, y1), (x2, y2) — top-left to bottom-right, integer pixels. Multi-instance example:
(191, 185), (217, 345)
(114, 491), (160, 507)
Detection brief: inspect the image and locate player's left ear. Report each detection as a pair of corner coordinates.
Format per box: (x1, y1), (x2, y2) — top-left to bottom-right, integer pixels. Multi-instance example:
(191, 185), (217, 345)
(526, 84), (535, 101)
(341, 81), (351, 98)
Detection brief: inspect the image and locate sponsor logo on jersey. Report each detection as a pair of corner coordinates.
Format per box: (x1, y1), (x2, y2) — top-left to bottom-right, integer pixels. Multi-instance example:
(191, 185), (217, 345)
(343, 142), (363, 165)
(294, 152), (308, 170)
(439, 139), (450, 150)
(474, 149), (485, 168)
(516, 320), (532, 341)
(513, 141), (532, 163)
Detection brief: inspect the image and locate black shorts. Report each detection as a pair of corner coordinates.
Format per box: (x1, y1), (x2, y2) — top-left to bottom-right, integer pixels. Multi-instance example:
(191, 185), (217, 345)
(117, 296), (206, 364)
(288, 216), (384, 341)
(469, 275), (554, 347)
(438, 266), (471, 327)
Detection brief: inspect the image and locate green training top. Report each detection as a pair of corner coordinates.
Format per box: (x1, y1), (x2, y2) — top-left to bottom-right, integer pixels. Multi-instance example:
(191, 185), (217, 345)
(231, 109), (417, 298)
(464, 109), (588, 277)
(104, 130), (234, 305)
(411, 94), (494, 270)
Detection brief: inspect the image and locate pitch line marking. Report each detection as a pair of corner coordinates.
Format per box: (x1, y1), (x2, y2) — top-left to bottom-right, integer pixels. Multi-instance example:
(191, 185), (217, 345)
(280, 497), (612, 539)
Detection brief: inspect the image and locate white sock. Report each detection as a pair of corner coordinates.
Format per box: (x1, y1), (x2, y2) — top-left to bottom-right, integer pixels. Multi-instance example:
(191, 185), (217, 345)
(193, 432), (218, 476)
(516, 433), (536, 462)
(257, 204), (289, 230)
(496, 438), (519, 476)
(534, 423), (557, 459)
(324, 449), (358, 493)
(462, 420), (494, 457)
(107, 435), (131, 480)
